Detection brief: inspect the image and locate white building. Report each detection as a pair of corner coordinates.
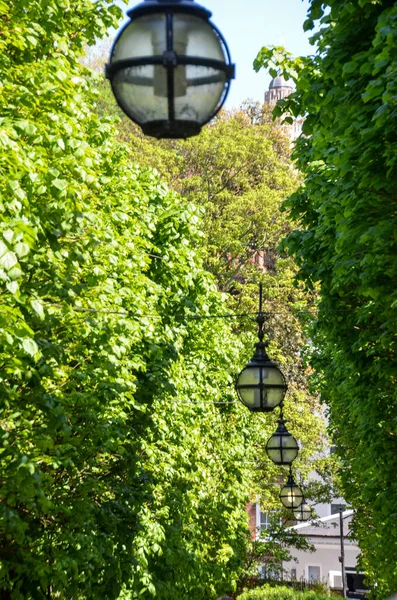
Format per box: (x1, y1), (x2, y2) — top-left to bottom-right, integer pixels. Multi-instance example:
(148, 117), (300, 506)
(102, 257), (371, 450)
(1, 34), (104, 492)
(284, 511), (364, 592)
(254, 505), (368, 597)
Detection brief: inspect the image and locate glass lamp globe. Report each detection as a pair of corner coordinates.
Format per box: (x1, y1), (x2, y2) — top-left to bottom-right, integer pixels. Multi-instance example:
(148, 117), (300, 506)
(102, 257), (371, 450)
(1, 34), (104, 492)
(236, 347), (287, 412)
(279, 473), (304, 510)
(106, 0), (235, 139)
(293, 501), (312, 522)
(266, 418), (299, 465)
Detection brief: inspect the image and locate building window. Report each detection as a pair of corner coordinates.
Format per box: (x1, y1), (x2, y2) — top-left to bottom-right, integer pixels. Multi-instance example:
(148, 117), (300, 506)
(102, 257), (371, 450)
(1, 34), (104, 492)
(291, 568), (297, 580)
(260, 562), (282, 580)
(260, 511), (279, 534)
(308, 566), (321, 583)
(330, 503), (346, 514)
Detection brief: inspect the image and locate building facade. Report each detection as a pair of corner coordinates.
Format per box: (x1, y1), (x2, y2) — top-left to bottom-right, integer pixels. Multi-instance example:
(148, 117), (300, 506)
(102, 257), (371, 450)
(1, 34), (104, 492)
(251, 505), (367, 596)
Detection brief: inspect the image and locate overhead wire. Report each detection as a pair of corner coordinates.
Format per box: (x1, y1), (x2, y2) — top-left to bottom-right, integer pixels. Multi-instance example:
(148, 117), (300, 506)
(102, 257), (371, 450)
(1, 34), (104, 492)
(46, 302), (370, 321)
(46, 305), (324, 320)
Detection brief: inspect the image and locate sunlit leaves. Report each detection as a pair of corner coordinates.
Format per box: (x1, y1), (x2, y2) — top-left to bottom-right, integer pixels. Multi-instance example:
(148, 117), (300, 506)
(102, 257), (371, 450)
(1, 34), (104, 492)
(254, 1), (397, 596)
(0, 2), (258, 599)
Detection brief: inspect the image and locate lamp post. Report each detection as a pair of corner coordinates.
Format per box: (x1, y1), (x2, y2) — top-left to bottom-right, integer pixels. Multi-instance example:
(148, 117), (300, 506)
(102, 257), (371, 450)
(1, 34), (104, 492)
(106, 0), (235, 139)
(339, 505), (346, 598)
(236, 284), (287, 412)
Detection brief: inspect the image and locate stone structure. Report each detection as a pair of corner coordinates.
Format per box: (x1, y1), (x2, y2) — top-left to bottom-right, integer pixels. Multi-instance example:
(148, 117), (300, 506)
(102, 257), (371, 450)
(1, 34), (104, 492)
(264, 75), (304, 141)
(264, 75), (294, 105)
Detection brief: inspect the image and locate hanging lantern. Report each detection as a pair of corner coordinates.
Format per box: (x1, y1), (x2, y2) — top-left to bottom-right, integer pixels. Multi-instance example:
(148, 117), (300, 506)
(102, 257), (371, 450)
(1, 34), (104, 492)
(236, 284), (287, 412)
(293, 501), (312, 522)
(279, 471), (304, 510)
(105, 0), (235, 139)
(266, 417), (299, 465)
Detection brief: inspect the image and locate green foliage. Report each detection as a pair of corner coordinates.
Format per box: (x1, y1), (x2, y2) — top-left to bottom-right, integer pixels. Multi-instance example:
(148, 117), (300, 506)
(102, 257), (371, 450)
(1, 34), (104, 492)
(254, 1), (397, 596)
(153, 111), (329, 498)
(237, 583), (331, 600)
(237, 532), (315, 594)
(0, 0), (256, 598)
(95, 85), (332, 573)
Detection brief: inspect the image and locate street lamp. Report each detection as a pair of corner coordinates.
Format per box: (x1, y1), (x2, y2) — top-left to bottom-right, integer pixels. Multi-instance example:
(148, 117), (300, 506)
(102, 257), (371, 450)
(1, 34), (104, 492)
(279, 468), (304, 510)
(236, 284), (287, 412)
(293, 501), (312, 522)
(266, 412), (299, 465)
(106, 0), (235, 139)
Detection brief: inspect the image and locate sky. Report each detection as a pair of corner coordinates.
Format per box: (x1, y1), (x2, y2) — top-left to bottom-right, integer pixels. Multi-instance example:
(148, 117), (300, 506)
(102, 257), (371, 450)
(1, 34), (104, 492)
(109, 0), (316, 109)
(201, 0), (314, 108)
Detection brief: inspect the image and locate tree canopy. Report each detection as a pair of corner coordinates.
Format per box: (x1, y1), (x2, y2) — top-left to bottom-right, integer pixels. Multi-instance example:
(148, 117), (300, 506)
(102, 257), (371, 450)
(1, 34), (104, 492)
(1, 0), (329, 597)
(0, 1), (257, 597)
(254, 0), (397, 596)
(95, 77), (332, 578)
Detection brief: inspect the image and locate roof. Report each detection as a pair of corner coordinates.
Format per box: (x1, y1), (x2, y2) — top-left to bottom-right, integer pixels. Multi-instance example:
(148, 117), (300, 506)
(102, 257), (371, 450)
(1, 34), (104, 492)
(288, 510), (355, 538)
(269, 76), (294, 90)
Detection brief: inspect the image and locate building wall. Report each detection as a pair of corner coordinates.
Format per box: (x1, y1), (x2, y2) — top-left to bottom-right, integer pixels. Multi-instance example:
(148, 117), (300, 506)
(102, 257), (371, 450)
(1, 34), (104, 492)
(264, 87), (292, 105)
(283, 540), (360, 588)
(247, 502), (258, 540)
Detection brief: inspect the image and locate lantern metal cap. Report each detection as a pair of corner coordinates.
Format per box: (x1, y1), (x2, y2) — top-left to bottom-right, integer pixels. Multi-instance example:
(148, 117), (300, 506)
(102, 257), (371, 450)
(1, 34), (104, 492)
(127, 0), (212, 20)
(141, 119), (201, 139)
(247, 341), (278, 369)
(273, 415), (289, 435)
(285, 472), (295, 486)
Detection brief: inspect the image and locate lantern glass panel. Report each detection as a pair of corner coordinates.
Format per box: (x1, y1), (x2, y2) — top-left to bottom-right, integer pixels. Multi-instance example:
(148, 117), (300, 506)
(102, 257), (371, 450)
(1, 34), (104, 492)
(266, 433), (299, 465)
(279, 483), (303, 509)
(173, 14), (225, 60)
(112, 15), (167, 61)
(237, 365), (285, 410)
(113, 66), (168, 123)
(293, 503), (312, 522)
(237, 366), (260, 408)
(174, 65), (226, 121)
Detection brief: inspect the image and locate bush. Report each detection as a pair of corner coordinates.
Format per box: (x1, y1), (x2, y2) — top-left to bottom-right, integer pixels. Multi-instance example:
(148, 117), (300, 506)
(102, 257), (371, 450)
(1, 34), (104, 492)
(237, 584), (330, 600)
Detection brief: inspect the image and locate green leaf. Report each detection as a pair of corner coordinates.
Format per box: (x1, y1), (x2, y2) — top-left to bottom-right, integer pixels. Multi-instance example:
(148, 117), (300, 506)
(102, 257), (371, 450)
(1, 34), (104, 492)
(0, 251), (18, 270)
(14, 242), (30, 258)
(31, 299), (45, 320)
(6, 281), (19, 294)
(22, 338), (38, 356)
(52, 178), (68, 191)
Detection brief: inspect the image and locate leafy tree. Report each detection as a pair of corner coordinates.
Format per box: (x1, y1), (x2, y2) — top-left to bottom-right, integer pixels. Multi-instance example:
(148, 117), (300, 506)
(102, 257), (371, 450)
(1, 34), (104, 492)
(95, 82), (332, 567)
(254, 1), (397, 596)
(148, 111), (328, 494)
(0, 1), (258, 598)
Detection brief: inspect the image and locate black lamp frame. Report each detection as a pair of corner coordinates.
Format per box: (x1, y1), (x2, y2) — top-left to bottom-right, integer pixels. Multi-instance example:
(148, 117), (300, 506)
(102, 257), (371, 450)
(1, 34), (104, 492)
(106, 0), (235, 139)
(235, 283), (288, 412)
(265, 407), (299, 465)
(279, 467), (304, 510)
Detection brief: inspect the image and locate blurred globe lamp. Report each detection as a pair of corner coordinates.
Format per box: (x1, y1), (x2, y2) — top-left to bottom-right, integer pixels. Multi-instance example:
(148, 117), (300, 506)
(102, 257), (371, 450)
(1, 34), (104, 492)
(106, 0), (235, 139)
(293, 501), (312, 522)
(279, 470), (304, 510)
